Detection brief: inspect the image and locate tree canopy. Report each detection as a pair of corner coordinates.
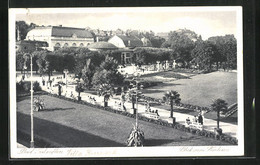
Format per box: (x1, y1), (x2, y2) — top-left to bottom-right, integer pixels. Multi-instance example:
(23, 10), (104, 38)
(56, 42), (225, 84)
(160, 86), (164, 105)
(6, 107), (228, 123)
(191, 41), (219, 71)
(208, 35), (237, 69)
(92, 56), (124, 88)
(16, 21), (36, 41)
(161, 29), (201, 66)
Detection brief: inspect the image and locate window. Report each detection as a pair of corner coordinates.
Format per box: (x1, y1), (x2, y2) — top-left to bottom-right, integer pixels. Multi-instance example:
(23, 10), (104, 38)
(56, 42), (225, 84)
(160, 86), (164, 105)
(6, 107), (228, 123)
(72, 43), (77, 47)
(125, 52), (131, 57)
(55, 43), (61, 47)
(64, 43), (69, 47)
(80, 43), (84, 47)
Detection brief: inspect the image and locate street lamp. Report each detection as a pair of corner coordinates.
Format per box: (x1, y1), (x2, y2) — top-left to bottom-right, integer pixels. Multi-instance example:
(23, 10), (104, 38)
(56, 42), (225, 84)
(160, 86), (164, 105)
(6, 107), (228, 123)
(133, 72), (143, 128)
(24, 53), (34, 148)
(63, 69), (69, 90)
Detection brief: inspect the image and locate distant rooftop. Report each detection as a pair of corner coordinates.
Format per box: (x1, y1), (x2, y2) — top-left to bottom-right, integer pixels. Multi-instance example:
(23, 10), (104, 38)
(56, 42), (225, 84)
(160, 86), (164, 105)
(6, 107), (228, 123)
(116, 35), (143, 47)
(29, 25), (93, 38)
(51, 26), (93, 38)
(87, 41), (118, 49)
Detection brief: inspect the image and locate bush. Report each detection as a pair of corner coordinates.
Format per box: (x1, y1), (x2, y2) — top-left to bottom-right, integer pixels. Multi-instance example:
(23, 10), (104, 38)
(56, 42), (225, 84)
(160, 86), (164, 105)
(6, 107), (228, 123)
(18, 81), (42, 92)
(16, 81), (24, 91)
(22, 82), (31, 92)
(33, 81), (42, 92)
(116, 87), (122, 95)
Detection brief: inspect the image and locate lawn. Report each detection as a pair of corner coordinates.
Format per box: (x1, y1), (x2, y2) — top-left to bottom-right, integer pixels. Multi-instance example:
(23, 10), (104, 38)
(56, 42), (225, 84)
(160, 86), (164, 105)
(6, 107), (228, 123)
(17, 94), (230, 147)
(142, 71), (237, 107)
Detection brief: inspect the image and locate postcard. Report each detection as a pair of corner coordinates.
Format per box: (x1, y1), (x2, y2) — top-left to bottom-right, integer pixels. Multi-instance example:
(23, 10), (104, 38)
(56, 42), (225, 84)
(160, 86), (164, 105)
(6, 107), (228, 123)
(9, 7), (243, 158)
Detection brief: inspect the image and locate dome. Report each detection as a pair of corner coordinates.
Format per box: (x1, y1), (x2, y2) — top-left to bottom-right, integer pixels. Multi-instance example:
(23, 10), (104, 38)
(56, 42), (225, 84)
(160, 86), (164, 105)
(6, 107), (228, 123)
(87, 42), (118, 49)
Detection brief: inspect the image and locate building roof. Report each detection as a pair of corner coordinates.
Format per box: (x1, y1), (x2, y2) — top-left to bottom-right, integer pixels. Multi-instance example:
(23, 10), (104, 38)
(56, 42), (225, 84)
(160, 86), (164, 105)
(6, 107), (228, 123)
(51, 26), (93, 38)
(116, 35), (143, 47)
(87, 42), (118, 49)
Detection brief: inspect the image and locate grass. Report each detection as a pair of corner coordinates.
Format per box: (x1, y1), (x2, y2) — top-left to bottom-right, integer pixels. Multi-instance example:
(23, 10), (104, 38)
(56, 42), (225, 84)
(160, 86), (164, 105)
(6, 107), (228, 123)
(141, 71), (190, 79)
(17, 95), (231, 147)
(142, 71), (237, 107)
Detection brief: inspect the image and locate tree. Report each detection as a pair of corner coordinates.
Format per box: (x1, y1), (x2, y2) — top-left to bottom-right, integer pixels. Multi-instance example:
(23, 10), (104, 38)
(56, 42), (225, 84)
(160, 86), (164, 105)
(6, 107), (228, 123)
(16, 52), (25, 73)
(126, 126), (144, 147)
(74, 51), (104, 79)
(97, 84), (113, 107)
(45, 54), (58, 79)
(92, 56), (124, 107)
(63, 54), (75, 72)
(16, 21), (29, 41)
(211, 99), (228, 130)
(161, 29), (200, 67)
(36, 52), (57, 80)
(36, 51), (48, 77)
(133, 47), (172, 65)
(23, 53), (31, 73)
(150, 36), (166, 48)
(92, 56), (124, 87)
(126, 79), (143, 113)
(75, 83), (84, 101)
(163, 90), (181, 118)
(81, 58), (94, 88)
(92, 69), (124, 88)
(126, 87), (137, 110)
(126, 86), (143, 112)
(208, 35), (237, 70)
(191, 41), (219, 71)
(107, 50), (122, 64)
(16, 21), (37, 41)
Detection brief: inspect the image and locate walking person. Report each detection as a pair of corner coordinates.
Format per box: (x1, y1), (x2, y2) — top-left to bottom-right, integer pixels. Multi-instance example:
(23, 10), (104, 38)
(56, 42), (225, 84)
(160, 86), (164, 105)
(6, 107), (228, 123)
(198, 113), (203, 125)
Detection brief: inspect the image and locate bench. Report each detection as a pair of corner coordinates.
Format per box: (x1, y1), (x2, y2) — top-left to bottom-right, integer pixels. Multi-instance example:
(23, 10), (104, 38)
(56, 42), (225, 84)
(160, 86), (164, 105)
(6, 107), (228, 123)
(142, 112), (160, 120)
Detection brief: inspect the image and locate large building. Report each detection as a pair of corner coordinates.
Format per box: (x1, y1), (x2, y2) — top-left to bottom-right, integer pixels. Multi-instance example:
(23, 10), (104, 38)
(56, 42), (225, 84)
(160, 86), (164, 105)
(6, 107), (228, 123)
(26, 25), (95, 51)
(108, 35), (144, 64)
(108, 35), (143, 48)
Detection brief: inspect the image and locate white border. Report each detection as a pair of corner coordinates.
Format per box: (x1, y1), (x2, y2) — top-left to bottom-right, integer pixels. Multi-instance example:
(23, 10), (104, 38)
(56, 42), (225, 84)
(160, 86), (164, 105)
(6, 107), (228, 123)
(9, 7), (244, 158)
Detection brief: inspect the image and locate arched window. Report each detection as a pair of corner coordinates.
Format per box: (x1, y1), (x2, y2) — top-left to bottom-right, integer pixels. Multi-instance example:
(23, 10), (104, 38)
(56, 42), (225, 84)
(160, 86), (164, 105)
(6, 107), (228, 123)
(72, 43), (77, 47)
(55, 43), (61, 47)
(64, 43), (69, 47)
(80, 43), (84, 47)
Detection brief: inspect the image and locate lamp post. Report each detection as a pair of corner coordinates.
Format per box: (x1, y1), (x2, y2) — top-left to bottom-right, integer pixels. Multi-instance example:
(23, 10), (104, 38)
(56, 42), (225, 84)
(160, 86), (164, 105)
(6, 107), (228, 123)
(133, 73), (142, 128)
(63, 69), (69, 90)
(24, 53), (34, 148)
(30, 54), (34, 148)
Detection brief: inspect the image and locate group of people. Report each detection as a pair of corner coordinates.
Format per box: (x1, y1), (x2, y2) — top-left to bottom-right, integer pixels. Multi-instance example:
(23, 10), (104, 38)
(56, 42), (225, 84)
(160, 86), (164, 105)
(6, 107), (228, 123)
(115, 101), (127, 111)
(186, 112), (204, 126)
(145, 101), (160, 117)
(88, 96), (97, 104)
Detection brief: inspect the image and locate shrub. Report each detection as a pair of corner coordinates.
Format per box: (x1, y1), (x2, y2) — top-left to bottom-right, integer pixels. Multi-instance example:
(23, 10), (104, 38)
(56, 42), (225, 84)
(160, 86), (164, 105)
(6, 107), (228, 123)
(22, 82), (31, 92)
(116, 87), (122, 94)
(184, 127), (190, 132)
(190, 128), (197, 134)
(16, 81), (24, 91)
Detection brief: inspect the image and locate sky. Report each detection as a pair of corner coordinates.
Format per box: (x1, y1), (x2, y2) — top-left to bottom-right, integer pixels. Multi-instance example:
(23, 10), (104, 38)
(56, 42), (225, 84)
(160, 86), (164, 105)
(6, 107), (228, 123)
(15, 7), (239, 40)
